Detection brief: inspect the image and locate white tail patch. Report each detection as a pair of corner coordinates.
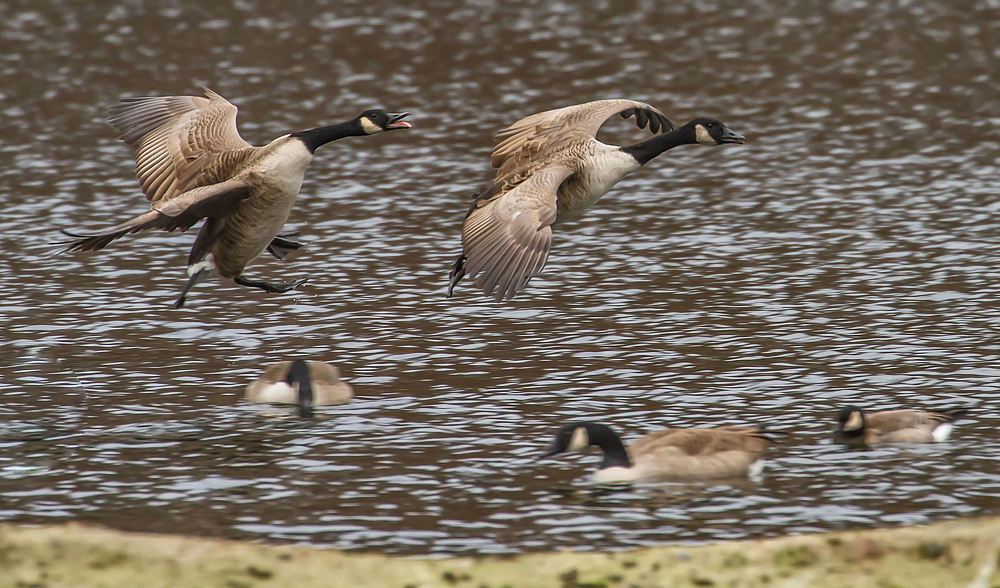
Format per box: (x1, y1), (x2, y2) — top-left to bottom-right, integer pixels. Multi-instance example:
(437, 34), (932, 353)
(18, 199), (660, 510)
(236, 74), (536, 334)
(932, 423), (954, 442)
(748, 459), (766, 480)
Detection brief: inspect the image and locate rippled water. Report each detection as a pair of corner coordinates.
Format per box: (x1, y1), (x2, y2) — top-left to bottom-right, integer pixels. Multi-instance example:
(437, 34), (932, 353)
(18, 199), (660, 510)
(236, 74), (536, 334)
(1, 0), (1000, 555)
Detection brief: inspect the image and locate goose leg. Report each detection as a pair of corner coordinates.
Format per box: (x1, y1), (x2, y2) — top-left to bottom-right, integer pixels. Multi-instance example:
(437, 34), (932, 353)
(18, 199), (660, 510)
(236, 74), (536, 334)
(174, 270), (205, 308)
(446, 253), (467, 298)
(234, 275), (308, 294)
(175, 258), (217, 308)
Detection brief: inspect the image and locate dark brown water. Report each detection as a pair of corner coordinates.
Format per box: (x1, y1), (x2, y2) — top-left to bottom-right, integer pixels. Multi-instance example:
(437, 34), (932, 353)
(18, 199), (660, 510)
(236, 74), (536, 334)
(2, 0), (1000, 555)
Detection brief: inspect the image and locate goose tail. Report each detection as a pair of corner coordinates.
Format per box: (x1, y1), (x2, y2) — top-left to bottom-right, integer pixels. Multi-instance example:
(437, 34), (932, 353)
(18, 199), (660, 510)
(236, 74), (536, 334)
(48, 211), (163, 256)
(939, 407), (969, 422)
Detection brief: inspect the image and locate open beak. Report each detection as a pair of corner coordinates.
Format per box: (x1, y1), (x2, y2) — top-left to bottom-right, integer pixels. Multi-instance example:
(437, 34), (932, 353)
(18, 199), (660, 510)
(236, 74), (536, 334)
(720, 128), (745, 144)
(385, 112), (412, 130)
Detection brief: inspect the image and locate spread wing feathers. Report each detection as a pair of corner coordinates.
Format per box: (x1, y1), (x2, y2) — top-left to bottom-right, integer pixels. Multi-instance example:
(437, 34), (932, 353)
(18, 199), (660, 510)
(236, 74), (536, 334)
(630, 427), (772, 458)
(52, 180), (251, 254)
(461, 165), (573, 301)
(108, 87), (252, 204)
(490, 99), (675, 171)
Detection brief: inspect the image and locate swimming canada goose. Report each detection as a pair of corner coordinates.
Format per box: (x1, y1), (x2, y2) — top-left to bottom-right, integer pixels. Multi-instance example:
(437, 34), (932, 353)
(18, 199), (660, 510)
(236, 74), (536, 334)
(245, 359), (353, 418)
(446, 99), (745, 301)
(834, 406), (967, 446)
(53, 88), (411, 307)
(541, 422), (772, 483)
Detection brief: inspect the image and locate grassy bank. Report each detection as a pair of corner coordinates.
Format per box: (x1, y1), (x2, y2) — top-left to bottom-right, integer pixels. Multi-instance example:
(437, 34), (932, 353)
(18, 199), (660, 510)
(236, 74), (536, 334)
(2, 518), (999, 588)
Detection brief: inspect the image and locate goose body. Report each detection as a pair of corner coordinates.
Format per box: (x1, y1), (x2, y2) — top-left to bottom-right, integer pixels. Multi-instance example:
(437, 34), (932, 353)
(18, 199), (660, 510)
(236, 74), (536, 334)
(542, 422), (772, 483)
(447, 99), (745, 301)
(246, 359), (353, 417)
(54, 88), (411, 307)
(834, 406), (967, 446)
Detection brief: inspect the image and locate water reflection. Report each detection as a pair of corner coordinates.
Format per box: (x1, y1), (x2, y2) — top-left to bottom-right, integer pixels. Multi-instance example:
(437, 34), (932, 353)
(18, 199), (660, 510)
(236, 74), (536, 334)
(0, 0), (999, 555)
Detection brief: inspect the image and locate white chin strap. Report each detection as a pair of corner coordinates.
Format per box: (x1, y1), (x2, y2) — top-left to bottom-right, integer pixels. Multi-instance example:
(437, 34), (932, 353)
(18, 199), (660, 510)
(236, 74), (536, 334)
(567, 427), (589, 452)
(843, 411), (864, 432)
(695, 124), (715, 145)
(360, 117), (382, 134)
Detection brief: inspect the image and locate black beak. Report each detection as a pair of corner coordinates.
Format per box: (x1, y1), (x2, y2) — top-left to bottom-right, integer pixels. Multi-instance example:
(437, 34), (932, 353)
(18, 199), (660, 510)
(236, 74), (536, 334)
(385, 112), (412, 130)
(719, 128), (745, 144)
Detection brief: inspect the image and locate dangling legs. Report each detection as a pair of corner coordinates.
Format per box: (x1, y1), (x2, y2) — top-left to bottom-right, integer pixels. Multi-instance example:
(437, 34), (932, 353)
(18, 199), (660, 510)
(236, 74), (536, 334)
(174, 256), (217, 308)
(234, 275), (308, 294)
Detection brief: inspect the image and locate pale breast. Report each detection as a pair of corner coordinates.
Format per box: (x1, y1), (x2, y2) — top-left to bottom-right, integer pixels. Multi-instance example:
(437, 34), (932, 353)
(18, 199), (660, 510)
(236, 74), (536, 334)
(212, 139), (313, 277)
(554, 145), (640, 225)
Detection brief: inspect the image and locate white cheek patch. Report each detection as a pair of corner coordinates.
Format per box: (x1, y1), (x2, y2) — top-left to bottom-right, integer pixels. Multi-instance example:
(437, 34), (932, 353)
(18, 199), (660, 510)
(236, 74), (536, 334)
(567, 427), (589, 452)
(695, 124), (715, 145)
(843, 411), (864, 432)
(360, 117), (382, 134)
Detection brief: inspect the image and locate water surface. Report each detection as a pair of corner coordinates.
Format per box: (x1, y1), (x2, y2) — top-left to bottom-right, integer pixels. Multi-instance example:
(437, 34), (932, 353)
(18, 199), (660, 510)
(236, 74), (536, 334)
(1, 0), (999, 555)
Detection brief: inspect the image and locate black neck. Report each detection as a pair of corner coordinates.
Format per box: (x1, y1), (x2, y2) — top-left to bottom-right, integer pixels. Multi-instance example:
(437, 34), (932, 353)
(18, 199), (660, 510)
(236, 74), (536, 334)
(834, 428), (866, 445)
(291, 120), (365, 153)
(586, 423), (632, 469)
(620, 121), (698, 166)
(286, 359), (314, 418)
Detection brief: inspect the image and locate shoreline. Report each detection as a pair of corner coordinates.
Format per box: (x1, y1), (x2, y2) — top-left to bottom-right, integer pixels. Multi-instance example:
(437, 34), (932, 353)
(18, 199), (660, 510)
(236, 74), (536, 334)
(3, 517), (999, 587)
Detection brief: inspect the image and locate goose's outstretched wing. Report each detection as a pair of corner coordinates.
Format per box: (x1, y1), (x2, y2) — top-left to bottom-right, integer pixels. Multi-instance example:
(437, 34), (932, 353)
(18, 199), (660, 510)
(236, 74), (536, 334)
(490, 99), (674, 173)
(108, 88), (253, 204)
(460, 165), (574, 301)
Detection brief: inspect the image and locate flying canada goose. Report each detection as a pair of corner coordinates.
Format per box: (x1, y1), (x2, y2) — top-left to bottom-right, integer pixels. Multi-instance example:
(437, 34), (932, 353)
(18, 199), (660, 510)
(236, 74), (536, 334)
(245, 359), (353, 418)
(834, 406), (967, 446)
(446, 99), (745, 301)
(53, 88), (411, 307)
(541, 422), (772, 483)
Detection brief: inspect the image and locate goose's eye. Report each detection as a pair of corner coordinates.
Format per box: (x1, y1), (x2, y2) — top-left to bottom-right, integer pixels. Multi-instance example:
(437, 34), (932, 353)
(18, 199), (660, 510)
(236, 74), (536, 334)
(369, 114), (378, 120)
(706, 123), (715, 128)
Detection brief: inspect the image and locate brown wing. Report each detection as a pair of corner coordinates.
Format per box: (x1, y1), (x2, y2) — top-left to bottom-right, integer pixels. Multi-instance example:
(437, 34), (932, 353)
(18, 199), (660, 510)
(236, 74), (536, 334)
(461, 164), (574, 301)
(108, 87), (253, 204)
(490, 99), (674, 172)
(53, 180), (252, 253)
(628, 427), (771, 481)
(307, 362), (353, 405)
(306, 361), (344, 385)
(254, 361), (293, 384)
(630, 427), (771, 457)
(865, 410), (944, 434)
(877, 428), (935, 443)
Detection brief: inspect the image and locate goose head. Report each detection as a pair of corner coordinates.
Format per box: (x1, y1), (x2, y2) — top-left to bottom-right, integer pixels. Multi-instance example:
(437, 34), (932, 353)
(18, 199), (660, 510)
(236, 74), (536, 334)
(542, 422), (595, 457)
(358, 109), (412, 134)
(689, 117), (745, 146)
(541, 422), (632, 472)
(836, 406), (866, 434)
(836, 406), (865, 437)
